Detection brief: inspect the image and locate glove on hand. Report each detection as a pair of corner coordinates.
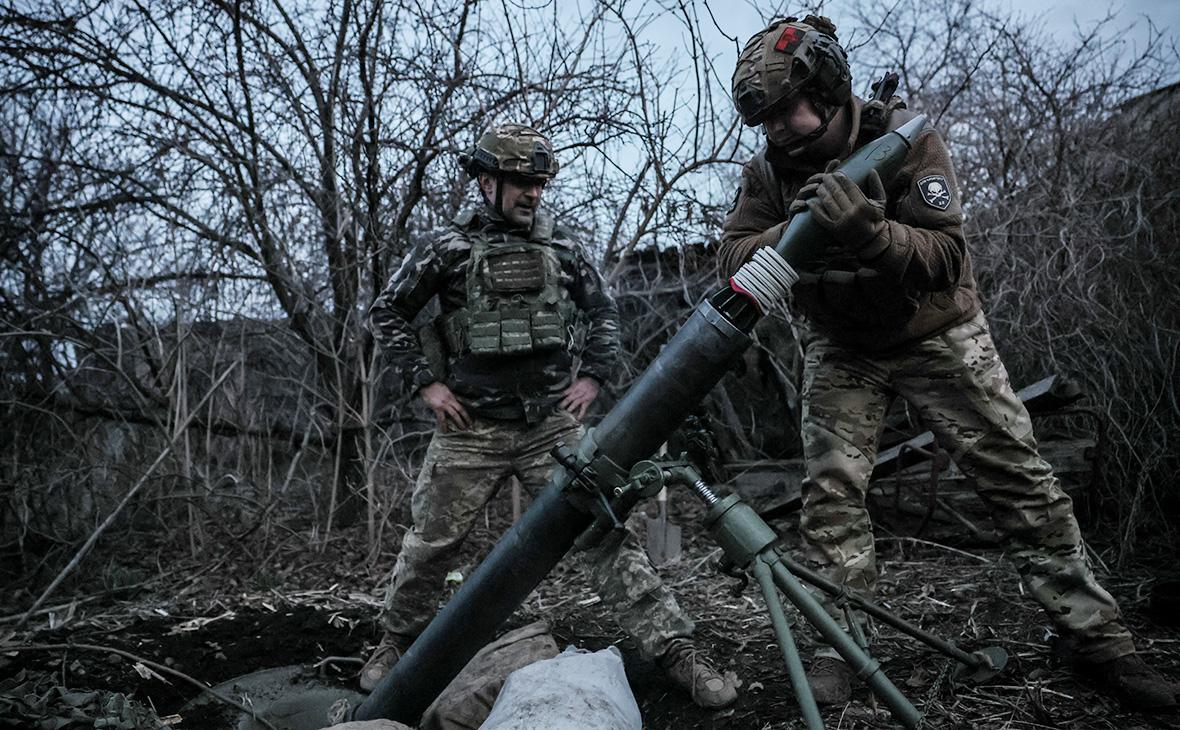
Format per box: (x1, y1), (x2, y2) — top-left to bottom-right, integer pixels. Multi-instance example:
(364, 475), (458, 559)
(787, 162), (890, 259)
(787, 159), (839, 217)
(807, 168), (887, 256)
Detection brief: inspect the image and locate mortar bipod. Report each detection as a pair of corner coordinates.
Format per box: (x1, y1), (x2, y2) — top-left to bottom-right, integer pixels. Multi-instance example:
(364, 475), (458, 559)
(630, 459), (1009, 729)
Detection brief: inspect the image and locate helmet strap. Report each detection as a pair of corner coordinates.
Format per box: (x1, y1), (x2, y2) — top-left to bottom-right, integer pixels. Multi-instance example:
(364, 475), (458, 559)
(776, 97), (841, 156)
(480, 172), (508, 218)
(493, 175), (505, 217)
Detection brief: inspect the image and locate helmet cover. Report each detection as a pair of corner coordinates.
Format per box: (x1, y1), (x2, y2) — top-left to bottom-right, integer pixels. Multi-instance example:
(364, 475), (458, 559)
(461, 123), (559, 179)
(731, 15), (852, 127)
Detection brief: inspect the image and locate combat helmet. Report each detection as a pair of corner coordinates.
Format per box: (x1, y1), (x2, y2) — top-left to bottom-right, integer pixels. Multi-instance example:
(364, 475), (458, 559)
(460, 123), (559, 179)
(731, 15), (852, 129)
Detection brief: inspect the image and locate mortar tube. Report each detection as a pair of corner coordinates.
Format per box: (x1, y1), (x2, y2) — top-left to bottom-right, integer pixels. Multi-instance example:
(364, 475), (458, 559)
(351, 117), (929, 724)
(353, 300), (752, 723)
(352, 474), (591, 722)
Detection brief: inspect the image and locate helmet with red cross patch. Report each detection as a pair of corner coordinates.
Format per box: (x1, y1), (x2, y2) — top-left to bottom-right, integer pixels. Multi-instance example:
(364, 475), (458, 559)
(731, 15), (852, 128)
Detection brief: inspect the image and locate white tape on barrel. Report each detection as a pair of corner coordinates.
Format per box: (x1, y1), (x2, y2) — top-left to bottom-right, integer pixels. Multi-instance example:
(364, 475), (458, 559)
(729, 247), (798, 313)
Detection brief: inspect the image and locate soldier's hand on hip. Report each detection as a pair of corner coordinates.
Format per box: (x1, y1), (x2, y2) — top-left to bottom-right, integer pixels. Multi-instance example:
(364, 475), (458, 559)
(560, 377), (600, 421)
(806, 169), (887, 250)
(419, 381), (472, 432)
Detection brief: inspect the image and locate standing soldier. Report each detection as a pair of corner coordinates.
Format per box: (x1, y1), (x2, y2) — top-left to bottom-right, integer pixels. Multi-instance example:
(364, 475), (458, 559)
(720, 15), (1178, 709)
(363, 123), (738, 709)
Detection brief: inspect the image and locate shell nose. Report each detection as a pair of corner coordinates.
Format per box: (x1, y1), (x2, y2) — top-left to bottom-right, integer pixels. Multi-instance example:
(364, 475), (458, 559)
(891, 114), (927, 148)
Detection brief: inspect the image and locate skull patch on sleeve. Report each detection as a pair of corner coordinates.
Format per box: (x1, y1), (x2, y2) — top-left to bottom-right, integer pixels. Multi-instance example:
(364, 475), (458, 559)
(916, 175), (951, 210)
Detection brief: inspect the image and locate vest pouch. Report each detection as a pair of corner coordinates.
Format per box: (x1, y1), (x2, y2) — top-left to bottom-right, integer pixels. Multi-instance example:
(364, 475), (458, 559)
(498, 307), (534, 354)
(468, 310), (503, 355)
(531, 310), (565, 351)
(485, 248), (547, 292)
(455, 235), (575, 358)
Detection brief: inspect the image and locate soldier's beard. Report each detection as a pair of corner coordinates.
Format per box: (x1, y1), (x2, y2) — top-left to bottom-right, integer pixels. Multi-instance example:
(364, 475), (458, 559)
(484, 183), (537, 228)
(502, 202), (536, 227)
(496, 180), (539, 227)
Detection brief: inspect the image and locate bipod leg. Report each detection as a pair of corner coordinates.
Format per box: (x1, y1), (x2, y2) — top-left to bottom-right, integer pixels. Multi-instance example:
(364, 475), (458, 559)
(688, 477), (922, 729)
(776, 550), (1007, 682)
(843, 604), (870, 653)
(751, 556), (824, 730)
(767, 557), (921, 728)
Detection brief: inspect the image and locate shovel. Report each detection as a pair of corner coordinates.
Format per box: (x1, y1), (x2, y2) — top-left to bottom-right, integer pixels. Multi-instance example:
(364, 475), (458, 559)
(645, 486), (682, 565)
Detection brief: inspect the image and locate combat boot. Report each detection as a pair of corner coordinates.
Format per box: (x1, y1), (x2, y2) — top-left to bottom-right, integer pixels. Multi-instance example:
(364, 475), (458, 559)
(806, 656), (854, 705)
(658, 638), (738, 709)
(359, 632), (412, 692)
(1078, 653), (1180, 710)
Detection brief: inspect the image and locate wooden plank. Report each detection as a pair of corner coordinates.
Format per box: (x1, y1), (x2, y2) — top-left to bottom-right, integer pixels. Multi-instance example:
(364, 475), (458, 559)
(720, 435), (1094, 518)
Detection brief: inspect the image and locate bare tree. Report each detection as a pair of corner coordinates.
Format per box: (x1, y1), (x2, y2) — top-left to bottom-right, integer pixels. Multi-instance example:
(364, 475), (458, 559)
(0, 0), (746, 575)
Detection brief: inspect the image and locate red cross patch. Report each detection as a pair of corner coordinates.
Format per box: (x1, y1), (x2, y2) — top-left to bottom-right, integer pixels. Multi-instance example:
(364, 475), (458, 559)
(775, 27), (804, 52)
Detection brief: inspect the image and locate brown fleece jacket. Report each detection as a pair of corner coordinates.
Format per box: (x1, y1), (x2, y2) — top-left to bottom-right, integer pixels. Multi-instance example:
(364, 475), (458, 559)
(719, 98), (981, 352)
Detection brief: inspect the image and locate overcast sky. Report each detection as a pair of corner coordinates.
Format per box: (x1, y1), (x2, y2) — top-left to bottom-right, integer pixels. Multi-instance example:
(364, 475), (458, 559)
(998, 0), (1179, 37)
(989, 0), (1177, 61)
(690, 0), (1178, 82)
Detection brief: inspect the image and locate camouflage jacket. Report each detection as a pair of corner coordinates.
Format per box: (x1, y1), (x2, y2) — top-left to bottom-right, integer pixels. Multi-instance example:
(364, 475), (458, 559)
(369, 205), (620, 422)
(720, 98), (981, 352)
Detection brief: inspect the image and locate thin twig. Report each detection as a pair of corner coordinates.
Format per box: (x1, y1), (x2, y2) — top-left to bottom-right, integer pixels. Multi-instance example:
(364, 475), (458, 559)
(876, 536), (994, 564)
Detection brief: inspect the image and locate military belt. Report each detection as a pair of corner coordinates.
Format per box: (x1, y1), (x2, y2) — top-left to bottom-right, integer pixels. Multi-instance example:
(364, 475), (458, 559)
(449, 353), (570, 389)
(467, 403), (530, 421)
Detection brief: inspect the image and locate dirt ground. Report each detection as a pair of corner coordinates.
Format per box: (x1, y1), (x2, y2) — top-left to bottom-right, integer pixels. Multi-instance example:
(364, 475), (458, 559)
(3, 491), (1180, 730)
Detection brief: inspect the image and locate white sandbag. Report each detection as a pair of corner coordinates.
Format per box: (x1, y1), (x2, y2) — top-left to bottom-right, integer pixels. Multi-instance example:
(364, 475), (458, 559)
(479, 646), (641, 730)
(321, 721), (414, 730)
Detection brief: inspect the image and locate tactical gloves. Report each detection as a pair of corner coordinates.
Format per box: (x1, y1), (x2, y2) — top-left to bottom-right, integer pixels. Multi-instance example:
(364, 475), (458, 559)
(787, 159), (840, 218)
(789, 160), (890, 260)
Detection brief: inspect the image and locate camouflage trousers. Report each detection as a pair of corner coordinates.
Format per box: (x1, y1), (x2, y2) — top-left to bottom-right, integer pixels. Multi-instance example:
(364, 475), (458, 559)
(799, 311), (1134, 663)
(380, 408), (694, 660)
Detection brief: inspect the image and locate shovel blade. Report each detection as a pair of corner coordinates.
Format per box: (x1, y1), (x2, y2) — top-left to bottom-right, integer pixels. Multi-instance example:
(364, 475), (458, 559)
(644, 516), (682, 565)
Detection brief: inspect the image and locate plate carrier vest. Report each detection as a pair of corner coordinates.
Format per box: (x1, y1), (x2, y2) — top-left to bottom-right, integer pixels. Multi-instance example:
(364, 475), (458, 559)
(440, 210), (579, 359)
